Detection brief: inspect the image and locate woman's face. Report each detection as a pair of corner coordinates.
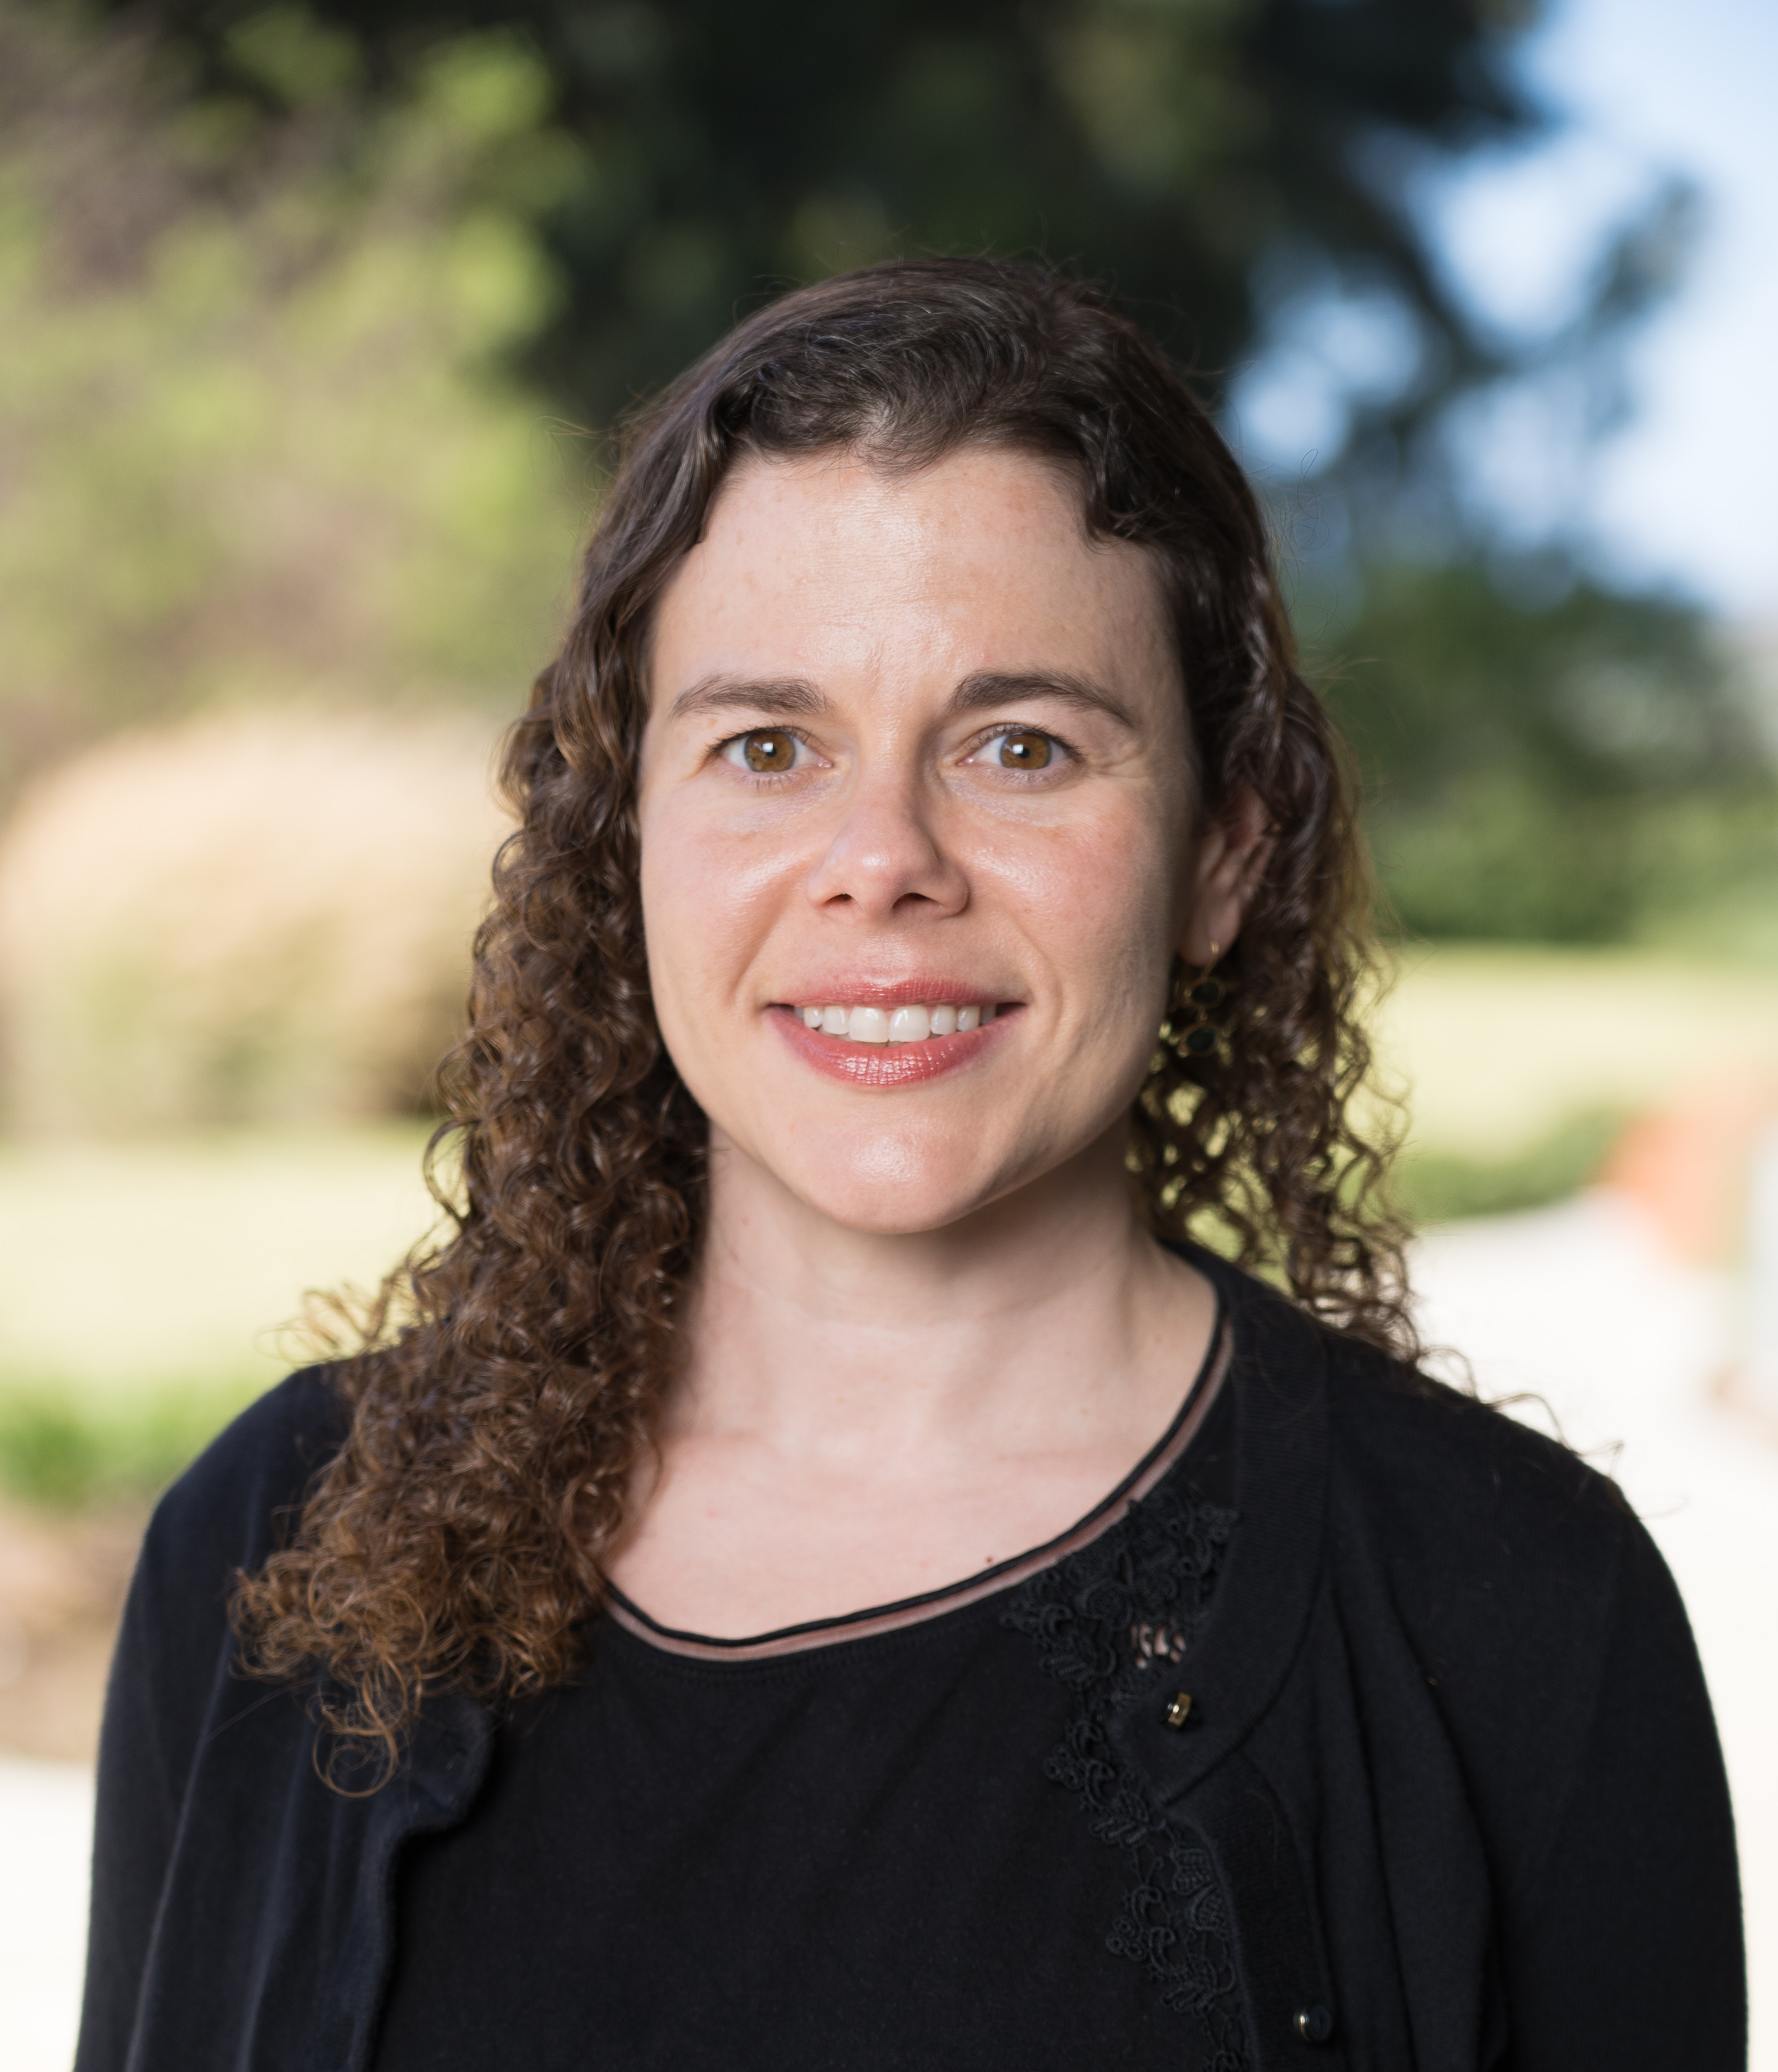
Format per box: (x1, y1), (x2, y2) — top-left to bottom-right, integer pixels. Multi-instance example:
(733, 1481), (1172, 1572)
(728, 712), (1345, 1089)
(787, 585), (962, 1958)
(638, 444), (1229, 1236)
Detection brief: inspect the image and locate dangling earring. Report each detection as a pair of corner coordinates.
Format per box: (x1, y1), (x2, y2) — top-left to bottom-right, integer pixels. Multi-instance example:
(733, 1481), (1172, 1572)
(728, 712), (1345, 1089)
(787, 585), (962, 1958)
(1178, 941), (1225, 1057)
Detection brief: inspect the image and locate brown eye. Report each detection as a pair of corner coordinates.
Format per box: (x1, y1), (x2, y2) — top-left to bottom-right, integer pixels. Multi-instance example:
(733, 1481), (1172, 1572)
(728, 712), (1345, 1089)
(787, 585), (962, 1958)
(996, 730), (1053, 769)
(742, 731), (796, 772)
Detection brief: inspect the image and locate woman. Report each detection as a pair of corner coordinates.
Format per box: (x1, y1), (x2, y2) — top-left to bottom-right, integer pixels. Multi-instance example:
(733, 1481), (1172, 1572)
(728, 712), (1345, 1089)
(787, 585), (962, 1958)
(77, 260), (1742, 2072)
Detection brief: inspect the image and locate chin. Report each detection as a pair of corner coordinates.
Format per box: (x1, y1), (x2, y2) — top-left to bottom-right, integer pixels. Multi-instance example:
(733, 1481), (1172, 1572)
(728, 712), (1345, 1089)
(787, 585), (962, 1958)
(766, 1128), (1019, 1238)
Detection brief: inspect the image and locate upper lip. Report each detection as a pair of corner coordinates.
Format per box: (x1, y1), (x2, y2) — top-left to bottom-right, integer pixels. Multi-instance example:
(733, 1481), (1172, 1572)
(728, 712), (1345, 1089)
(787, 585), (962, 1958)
(770, 979), (1014, 1009)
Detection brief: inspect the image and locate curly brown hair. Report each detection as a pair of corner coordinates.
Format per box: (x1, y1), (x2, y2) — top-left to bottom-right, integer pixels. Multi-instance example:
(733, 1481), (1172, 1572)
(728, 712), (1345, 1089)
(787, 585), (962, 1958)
(235, 257), (1412, 1778)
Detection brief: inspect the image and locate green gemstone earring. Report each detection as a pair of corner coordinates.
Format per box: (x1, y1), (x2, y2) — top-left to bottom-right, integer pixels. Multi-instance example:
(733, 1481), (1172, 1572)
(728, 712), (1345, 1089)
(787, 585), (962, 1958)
(1178, 941), (1225, 1057)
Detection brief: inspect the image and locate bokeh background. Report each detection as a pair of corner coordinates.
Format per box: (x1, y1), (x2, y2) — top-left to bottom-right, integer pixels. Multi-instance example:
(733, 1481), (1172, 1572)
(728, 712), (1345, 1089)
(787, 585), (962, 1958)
(2, 0), (1775, 2062)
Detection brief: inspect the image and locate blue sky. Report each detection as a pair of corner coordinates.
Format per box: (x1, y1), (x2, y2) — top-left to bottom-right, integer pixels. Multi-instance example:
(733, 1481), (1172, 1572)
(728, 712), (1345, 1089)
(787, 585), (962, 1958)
(1240, 0), (1778, 621)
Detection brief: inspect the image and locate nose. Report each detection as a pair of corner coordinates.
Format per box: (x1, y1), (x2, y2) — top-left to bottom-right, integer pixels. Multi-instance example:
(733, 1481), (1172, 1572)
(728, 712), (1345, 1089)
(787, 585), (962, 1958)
(803, 766), (968, 923)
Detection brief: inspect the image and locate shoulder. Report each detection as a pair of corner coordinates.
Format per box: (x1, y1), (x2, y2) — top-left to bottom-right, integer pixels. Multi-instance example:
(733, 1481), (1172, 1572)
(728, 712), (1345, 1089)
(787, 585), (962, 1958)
(1318, 1324), (1633, 1613)
(1212, 1252), (1656, 1671)
(136, 1365), (349, 1616)
(98, 1368), (351, 1837)
(1309, 1315), (1734, 1970)
(1307, 1320), (1688, 1821)
(1202, 1255), (1647, 1639)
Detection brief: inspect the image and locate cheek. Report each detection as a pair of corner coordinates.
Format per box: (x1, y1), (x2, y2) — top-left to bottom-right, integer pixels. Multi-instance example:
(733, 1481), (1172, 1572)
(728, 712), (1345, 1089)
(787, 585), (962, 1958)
(638, 791), (796, 1021)
(638, 793), (717, 1024)
(975, 797), (1183, 1006)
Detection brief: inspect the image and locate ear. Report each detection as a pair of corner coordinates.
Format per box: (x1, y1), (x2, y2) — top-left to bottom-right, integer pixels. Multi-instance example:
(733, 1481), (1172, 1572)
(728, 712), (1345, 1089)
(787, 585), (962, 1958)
(1178, 785), (1273, 965)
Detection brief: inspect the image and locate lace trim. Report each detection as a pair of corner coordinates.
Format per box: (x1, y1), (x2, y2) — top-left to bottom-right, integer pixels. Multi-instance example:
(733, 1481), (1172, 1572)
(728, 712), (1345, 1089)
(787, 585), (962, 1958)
(1002, 1478), (1247, 2070)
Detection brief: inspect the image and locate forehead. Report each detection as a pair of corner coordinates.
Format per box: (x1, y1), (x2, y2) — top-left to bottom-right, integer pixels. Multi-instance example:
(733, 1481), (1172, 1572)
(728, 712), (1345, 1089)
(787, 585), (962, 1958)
(647, 445), (1175, 700)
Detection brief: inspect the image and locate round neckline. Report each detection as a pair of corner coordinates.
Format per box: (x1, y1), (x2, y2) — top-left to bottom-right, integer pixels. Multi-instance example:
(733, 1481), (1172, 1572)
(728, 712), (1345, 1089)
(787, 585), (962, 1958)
(603, 1286), (1230, 1662)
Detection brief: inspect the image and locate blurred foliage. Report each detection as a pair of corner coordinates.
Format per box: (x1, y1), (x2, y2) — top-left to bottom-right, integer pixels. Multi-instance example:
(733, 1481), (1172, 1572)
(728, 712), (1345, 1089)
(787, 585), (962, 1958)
(0, 707), (507, 1129)
(1312, 561), (1778, 944)
(58, 0), (1757, 966)
(105, 0), (1547, 439)
(0, 2), (586, 801)
(1393, 1103), (1626, 1225)
(0, 1380), (256, 1506)
(0, 0), (1763, 1173)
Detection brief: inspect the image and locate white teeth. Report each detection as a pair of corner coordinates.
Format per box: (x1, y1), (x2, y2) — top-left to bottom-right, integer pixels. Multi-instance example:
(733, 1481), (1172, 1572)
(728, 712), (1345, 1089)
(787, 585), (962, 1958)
(796, 1001), (1002, 1044)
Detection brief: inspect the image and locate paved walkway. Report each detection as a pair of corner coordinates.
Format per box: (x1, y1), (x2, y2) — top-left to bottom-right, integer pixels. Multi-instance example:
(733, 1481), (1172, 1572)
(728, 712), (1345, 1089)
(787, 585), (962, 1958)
(0, 1757), (92, 2072)
(2, 1190), (1770, 2067)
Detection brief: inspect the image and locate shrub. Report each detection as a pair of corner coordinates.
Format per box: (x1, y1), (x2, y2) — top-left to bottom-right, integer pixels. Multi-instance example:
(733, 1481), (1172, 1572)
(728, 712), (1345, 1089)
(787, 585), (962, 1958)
(0, 707), (510, 1130)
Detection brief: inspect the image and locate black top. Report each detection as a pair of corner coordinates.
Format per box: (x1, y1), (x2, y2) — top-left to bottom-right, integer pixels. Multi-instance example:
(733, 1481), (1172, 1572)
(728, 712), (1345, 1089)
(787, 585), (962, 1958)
(76, 1248), (1745, 2072)
(377, 1332), (1240, 2071)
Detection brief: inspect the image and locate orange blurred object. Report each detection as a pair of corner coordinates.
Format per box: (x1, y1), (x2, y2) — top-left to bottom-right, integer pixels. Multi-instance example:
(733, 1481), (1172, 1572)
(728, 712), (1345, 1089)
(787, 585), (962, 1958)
(1600, 1073), (1778, 1263)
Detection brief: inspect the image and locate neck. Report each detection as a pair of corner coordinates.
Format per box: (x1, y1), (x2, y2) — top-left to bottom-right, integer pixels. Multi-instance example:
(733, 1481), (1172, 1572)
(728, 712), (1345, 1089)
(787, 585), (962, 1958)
(675, 1125), (1208, 1468)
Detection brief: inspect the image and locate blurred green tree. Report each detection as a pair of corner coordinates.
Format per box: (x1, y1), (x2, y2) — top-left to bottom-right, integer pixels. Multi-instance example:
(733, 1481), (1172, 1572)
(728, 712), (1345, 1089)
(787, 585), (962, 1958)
(1312, 562), (1776, 942)
(15, 0), (1771, 956)
(0, 5), (586, 799)
(100, 0), (1545, 438)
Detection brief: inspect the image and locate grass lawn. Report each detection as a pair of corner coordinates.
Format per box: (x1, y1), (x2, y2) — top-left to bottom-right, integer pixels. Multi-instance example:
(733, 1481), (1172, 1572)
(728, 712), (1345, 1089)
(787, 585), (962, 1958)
(0, 1126), (439, 1501)
(1368, 942), (1778, 1156)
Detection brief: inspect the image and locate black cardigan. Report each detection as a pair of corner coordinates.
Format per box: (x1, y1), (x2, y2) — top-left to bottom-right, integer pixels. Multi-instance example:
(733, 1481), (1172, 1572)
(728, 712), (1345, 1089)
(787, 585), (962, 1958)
(75, 1255), (1745, 2072)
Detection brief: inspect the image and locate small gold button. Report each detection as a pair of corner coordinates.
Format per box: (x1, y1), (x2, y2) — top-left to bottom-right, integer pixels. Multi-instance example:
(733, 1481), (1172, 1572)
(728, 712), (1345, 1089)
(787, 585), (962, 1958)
(1162, 1690), (1193, 1730)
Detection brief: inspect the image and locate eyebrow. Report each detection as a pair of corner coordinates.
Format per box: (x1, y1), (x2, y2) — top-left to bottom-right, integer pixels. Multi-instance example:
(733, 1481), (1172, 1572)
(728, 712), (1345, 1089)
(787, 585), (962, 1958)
(667, 676), (831, 722)
(667, 669), (1134, 728)
(945, 671), (1135, 728)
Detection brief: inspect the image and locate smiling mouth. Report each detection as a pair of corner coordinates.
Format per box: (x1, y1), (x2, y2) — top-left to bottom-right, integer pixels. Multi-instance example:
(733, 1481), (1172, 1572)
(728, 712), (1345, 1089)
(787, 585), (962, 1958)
(795, 1001), (999, 1045)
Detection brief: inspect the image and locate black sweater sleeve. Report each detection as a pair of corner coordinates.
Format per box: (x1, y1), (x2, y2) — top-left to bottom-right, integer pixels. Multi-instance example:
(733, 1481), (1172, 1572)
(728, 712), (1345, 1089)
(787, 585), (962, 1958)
(1501, 1513), (1745, 2069)
(74, 1371), (344, 2072)
(75, 1527), (188, 2072)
